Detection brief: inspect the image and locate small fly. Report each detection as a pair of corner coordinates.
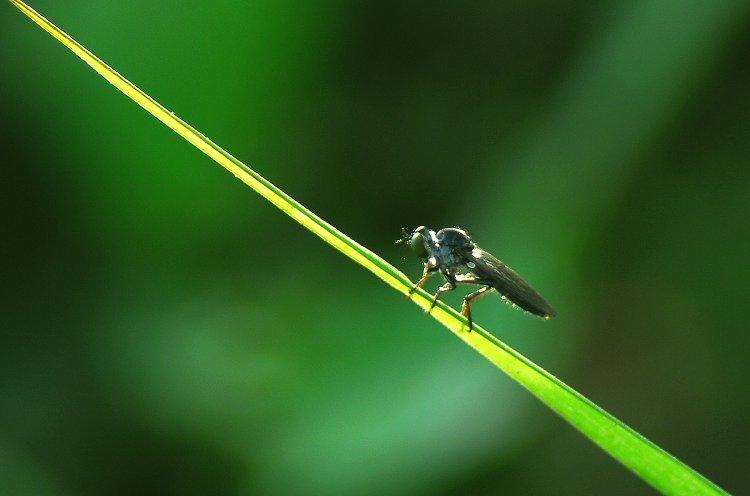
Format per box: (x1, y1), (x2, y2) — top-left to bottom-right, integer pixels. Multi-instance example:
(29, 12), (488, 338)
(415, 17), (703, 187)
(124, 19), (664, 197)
(397, 226), (555, 331)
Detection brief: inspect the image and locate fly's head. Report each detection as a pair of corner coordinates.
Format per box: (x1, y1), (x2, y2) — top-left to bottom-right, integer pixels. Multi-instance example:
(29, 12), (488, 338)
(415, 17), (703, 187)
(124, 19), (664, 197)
(395, 226), (430, 260)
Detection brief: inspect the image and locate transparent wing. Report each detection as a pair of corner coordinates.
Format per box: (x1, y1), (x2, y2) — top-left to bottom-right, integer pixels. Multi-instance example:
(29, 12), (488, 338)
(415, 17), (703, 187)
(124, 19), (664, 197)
(464, 246), (556, 318)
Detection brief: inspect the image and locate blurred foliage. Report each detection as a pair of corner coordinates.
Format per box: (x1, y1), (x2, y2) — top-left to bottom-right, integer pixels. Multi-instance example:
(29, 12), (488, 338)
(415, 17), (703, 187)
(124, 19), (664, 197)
(1, 1), (749, 495)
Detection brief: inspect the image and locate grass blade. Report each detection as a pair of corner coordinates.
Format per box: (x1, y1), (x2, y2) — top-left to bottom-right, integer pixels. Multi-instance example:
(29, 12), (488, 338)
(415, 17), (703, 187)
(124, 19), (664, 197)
(6, 1), (729, 494)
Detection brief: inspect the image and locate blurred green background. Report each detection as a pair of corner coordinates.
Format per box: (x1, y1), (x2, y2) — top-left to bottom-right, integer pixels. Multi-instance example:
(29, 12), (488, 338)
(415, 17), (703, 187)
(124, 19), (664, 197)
(2, 1), (749, 494)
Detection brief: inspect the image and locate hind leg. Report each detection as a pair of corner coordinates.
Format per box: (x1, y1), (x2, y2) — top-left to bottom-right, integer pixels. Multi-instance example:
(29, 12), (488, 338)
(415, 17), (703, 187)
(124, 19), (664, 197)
(460, 286), (493, 331)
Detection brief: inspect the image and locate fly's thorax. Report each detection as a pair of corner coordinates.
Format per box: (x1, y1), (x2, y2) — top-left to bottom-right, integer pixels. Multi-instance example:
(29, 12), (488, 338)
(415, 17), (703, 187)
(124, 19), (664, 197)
(435, 228), (472, 246)
(418, 226), (476, 271)
(433, 242), (463, 270)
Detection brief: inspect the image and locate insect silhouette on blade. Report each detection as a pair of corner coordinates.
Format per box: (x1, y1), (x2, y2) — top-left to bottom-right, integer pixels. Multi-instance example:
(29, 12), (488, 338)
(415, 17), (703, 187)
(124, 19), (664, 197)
(397, 226), (555, 331)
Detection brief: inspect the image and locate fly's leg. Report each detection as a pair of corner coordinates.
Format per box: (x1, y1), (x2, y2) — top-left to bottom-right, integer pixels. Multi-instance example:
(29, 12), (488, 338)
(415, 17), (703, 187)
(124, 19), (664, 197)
(429, 272), (456, 311)
(460, 286), (493, 332)
(409, 263), (436, 296)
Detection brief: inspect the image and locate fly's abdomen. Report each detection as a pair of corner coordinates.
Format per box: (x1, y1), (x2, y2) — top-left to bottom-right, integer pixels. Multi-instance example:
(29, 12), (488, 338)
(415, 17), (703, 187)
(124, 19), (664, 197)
(468, 247), (556, 319)
(495, 284), (556, 319)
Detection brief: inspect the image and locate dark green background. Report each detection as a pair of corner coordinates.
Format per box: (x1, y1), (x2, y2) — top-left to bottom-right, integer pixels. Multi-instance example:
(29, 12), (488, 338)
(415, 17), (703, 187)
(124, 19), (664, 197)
(2, 1), (749, 494)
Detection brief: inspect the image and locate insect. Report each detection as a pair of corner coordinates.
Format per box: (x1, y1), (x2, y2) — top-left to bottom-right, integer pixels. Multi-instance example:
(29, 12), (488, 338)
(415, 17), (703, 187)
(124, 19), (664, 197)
(397, 226), (555, 331)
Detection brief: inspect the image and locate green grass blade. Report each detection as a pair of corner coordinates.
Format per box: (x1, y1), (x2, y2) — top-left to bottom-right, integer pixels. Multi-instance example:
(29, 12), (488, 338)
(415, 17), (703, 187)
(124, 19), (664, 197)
(6, 1), (729, 494)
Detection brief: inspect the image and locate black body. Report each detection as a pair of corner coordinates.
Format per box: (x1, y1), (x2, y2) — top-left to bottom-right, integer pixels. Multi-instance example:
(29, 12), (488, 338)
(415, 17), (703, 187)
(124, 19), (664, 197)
(398, 226), (555, 329)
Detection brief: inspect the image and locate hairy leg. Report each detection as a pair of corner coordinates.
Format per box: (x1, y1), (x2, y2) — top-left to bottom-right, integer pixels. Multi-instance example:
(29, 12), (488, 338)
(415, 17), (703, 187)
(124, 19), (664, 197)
(409, 263), (437, 295)
(429, 274), (456, 311)
(460, 286), (493, 331)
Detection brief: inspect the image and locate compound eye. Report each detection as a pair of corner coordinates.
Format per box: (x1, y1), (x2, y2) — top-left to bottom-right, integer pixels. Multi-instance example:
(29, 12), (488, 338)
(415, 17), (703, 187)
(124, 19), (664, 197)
(409, 232), (428, 258)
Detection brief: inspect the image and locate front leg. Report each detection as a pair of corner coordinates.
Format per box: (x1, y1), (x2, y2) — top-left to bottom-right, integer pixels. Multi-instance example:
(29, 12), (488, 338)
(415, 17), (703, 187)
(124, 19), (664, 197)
(409, 263), (437, 296)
